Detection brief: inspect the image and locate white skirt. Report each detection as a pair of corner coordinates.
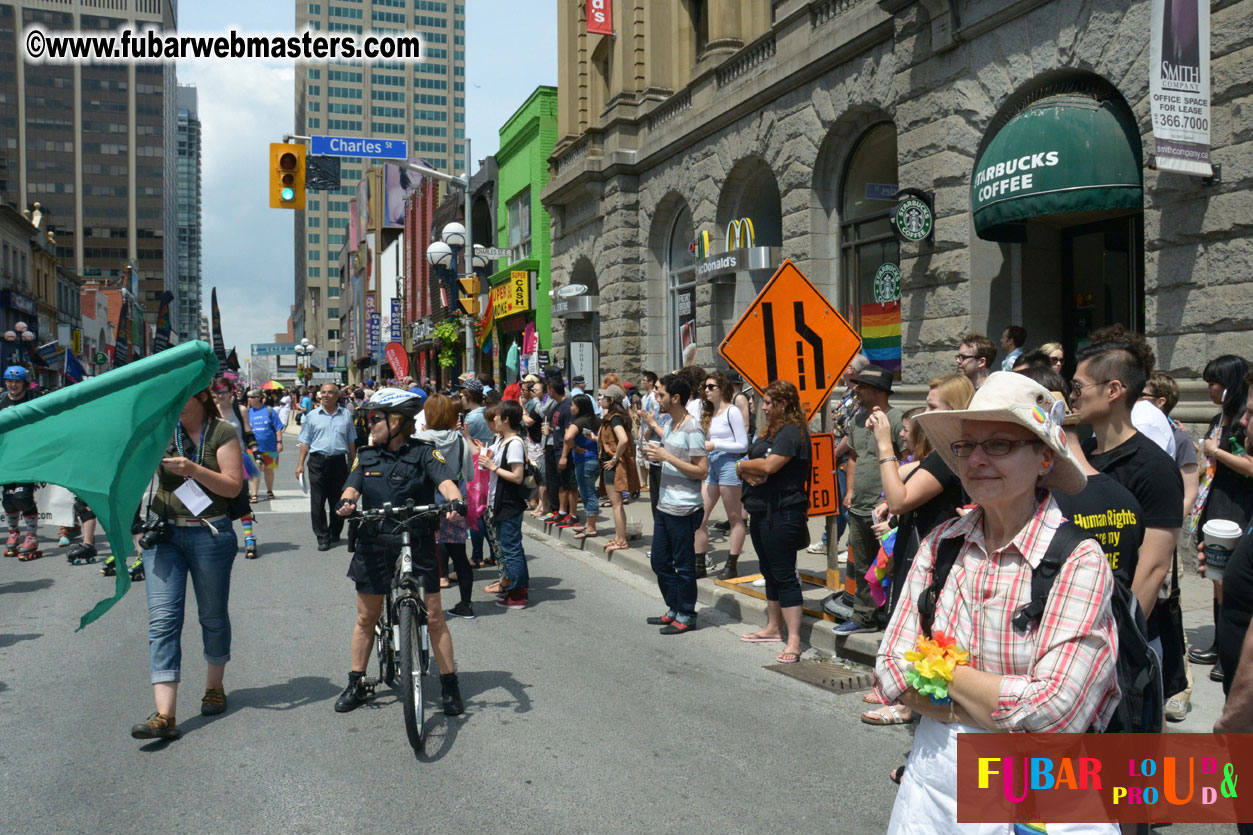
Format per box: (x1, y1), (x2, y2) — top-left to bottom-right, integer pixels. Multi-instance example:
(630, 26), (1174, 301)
(887, 717), (1119, 835)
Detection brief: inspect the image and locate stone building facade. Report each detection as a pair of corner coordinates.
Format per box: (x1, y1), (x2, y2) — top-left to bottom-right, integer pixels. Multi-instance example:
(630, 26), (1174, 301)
(541, 0), (1252, 418)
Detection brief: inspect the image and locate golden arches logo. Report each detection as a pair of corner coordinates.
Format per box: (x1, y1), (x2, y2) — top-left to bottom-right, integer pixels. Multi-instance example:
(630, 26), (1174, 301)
(725, 217), (755, 251)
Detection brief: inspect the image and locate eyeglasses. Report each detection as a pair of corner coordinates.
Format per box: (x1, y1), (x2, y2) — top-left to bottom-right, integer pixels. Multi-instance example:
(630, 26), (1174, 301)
(950, 439), (1041, 457)
(956, 353), (977, 362)
(1139, 390), (1156, 401)
(1071, 379), (1110, 397)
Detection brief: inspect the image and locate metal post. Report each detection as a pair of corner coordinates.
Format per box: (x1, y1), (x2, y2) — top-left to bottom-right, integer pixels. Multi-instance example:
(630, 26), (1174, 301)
(463, 138), (475, 376)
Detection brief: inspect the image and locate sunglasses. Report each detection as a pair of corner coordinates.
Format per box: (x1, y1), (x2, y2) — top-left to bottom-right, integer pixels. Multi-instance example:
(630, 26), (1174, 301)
(368, 413), (388, 425)
(704, 383), (718, 390)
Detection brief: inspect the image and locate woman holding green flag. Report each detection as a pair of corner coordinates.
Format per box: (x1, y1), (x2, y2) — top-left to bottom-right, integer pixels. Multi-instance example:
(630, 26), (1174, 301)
(131, 386), (244, 741)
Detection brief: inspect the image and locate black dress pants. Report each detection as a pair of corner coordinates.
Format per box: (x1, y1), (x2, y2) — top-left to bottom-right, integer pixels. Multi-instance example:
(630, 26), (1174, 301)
(308, 452), (349, 543)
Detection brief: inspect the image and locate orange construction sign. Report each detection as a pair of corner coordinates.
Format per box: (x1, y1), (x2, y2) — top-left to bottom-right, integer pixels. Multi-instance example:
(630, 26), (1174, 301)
(808, 433), (838, 517)
(719, 259), (862, 422)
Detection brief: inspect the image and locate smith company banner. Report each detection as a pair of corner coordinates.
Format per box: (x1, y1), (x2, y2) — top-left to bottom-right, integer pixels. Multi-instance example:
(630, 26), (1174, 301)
(586, 0), (612, 35)
(1150, 0), (1212, 176)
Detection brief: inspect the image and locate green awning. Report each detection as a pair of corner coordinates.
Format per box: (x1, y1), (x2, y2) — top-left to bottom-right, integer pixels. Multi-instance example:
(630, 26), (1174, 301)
(972, 95), (1143, 241)
(333, 356), (347, 371)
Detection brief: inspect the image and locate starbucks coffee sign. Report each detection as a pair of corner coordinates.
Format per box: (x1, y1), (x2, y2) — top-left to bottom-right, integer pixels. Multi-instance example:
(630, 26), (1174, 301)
(873, 263), (901, 303)
(891, 188), (934, 243)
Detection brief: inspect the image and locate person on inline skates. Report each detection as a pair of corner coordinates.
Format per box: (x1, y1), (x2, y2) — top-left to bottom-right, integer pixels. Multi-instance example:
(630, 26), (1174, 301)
(1, 365), (42, 560)
(332, 388), (467, 716)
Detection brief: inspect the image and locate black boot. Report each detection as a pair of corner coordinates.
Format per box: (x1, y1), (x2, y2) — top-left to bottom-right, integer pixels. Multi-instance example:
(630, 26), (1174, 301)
(334, 673), (368, 713)
(717, 554), (739, 580)
(1190, 599), (1221, 665)
(694, 554), (707, 579)
(1211, 657), (1225, 683)
(440, 673), (464, 716)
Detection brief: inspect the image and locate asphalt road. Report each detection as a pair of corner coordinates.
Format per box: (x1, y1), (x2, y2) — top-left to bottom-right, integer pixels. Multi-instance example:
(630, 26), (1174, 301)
(0, 470), (905, 834)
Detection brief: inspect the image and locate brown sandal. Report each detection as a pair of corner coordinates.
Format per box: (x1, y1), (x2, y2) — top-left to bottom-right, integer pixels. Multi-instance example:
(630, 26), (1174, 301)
(483, 580), (510, 595)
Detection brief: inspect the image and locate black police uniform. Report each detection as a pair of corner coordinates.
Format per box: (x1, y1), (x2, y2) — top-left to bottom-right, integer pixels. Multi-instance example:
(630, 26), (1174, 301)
(344, 439), (455, 595)
(0, 391), (39, 515)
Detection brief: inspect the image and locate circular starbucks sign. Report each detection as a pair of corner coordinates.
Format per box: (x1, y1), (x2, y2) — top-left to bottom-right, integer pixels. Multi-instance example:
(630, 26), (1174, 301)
(873, 262), (902, 303)
(893, 193), (934, 243)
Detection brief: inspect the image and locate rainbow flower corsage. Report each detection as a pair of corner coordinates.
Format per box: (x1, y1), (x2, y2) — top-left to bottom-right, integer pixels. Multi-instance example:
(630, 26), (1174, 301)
(903, 631), (970, 705)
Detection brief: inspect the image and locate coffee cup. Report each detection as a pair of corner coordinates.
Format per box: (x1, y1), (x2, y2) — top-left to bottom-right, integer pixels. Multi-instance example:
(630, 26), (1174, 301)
(1201, 519), (1244, 581)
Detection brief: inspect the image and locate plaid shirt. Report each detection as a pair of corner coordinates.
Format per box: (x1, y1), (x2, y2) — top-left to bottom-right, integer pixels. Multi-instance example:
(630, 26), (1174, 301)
(831, 389), (859, 442)
(873, 495), (1120, 732)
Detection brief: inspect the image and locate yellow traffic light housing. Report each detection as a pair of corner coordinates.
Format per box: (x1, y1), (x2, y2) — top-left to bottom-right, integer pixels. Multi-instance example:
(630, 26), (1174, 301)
(457, 276), (479, 316)
(269, 142), (307, 209)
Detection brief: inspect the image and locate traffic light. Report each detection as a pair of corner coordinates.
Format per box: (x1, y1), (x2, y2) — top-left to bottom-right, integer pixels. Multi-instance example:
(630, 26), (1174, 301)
(457, 275), (480, 316)
(269, 142), (306, 209)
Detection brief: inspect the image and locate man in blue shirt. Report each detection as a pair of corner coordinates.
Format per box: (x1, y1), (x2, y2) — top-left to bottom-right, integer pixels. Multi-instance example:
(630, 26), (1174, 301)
(296, 383), (357, 551)
(247, 390), (286, 501)
(460, 379), (494, 444)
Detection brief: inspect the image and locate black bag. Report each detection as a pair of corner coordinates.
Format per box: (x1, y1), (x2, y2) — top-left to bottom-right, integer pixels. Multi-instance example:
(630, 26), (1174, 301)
(1156, 553), (1190, 700)
(226, 485), (252, 521)
(920, 521), (1163, 733)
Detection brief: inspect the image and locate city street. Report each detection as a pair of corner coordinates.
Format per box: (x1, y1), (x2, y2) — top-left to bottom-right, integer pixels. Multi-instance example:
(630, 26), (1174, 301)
(0, 469), (901, 834)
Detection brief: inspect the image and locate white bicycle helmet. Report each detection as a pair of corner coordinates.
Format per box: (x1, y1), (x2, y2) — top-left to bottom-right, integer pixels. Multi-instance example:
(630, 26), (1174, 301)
(364, 387), (424, 420)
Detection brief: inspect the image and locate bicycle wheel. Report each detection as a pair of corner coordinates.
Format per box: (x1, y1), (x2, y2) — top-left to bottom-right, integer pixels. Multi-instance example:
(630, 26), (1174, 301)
(398, 600), (426, 751)
(375, 589), (397, 688)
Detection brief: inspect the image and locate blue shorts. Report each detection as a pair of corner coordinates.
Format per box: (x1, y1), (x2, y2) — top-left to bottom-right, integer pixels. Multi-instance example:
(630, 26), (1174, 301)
(705, 450), (741, 486)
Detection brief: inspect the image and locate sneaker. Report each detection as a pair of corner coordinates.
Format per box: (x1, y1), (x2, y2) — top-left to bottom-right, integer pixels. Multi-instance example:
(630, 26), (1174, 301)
(58, 535), (71, 547)
(334, 677), (368, 713)
(1164, 696), (1190, 723)
(833, 619), (875, 635)
(805, 541), (826, 554)
(556, 515), (581, 529)
(710, 519), (731, 532)
(751, 577), (766, 588)
(440, 673), (465, 716)
(542, 511), (562, 523)
(201, 687), (227, 716)
(496, 588), (528, 609)
(660, 620), (696, 635)
(645, 614), (674, 626)
(131, 712), (181, 740)
(447, 601), (476, 619)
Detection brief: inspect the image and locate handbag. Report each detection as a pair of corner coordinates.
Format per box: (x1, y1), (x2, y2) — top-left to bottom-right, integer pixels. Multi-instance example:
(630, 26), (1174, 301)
(1157, 553), (1189, 698)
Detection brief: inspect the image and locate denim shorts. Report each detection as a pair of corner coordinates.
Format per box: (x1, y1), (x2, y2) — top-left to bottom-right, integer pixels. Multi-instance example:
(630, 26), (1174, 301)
(704, 450), (741, 486)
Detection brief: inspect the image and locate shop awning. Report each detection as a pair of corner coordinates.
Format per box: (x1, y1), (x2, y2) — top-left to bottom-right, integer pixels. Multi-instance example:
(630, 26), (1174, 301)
(972, 95), (1143, 241)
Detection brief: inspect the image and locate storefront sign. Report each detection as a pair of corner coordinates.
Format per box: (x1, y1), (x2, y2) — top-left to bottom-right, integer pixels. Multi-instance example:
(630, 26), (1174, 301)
(694, 246), (779, 279)
(70, 328), (82, 355)
(365, 293), (380, 362)
(865, 183), (899, 201)
(891, 189), (934, 243)
(569, 341), (597, 386)
(676, 285), (696, 366)
(553, 295), (599, 318)
(725, 217), (755, 251)
(873, 262), (902, 303)
(385, 341), (408, 378)
(491, 270), (531, 319)
(1, 290), (36, 317)
(389, 298), (402, 342)
(586, 0), (612, 35)
(1150, 0), (1211, 176)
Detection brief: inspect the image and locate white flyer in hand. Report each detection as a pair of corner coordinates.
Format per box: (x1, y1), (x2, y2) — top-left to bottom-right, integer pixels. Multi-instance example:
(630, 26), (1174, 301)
(174, 478), (213, 515)
(299, 471), (309, 494)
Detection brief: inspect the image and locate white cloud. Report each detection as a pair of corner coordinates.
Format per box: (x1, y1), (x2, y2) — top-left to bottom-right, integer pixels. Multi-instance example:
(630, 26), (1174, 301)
(177, 59), (295, 360)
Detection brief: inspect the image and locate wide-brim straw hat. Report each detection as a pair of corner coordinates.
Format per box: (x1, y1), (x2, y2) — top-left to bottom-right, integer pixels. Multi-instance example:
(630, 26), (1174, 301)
(912, 371), (1087, 495)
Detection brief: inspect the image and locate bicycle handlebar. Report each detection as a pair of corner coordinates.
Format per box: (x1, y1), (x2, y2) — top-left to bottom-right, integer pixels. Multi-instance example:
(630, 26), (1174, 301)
(346, 498), (467, 523)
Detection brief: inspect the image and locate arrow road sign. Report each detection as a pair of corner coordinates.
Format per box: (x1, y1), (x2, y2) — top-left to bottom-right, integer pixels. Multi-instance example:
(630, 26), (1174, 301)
(719, 259), (862, 422)
(310, 135), (408, 160)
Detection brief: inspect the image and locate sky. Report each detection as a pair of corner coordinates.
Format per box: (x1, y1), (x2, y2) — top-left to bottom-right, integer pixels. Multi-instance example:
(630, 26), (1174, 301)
(176, 1), (558, 363)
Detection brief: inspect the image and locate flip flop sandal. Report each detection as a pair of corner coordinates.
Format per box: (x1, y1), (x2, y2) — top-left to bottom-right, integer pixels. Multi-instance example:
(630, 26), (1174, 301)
(483, 580), (510, 595)
(861, 704), (913, 726)
(775, 651), (801, 664)
(249, 495), (258, 503)
(266, 491), (276, 500)
(741, 633), (784, 643)
(890, 765), (906, 785)
(573, 530), (599, 540)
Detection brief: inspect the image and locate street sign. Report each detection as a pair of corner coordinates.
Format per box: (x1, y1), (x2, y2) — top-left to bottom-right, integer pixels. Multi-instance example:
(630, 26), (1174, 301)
(719, 259), (862, 422)
(808, 433), (839, 517)
(310, 135), (408, 160)
(93, 351), (107, 365)
(481, 247), (509, 260)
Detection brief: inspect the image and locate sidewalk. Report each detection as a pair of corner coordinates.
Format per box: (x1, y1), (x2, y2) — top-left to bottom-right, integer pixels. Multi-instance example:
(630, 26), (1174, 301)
(523, 487), (1228, 728)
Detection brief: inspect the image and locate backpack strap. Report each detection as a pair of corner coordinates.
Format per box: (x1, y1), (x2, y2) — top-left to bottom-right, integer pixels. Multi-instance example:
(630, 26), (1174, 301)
(1011, 521), (1090, 633)
(919, 533), (964, 639)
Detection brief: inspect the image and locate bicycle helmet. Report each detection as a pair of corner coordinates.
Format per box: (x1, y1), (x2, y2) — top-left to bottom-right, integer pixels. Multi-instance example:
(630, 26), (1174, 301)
(365, 387), (424, 420)
(4, 366), (29, 382)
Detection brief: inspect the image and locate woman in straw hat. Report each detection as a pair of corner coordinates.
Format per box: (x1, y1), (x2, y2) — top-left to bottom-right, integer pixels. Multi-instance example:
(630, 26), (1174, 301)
(871, 372), (1120, 834)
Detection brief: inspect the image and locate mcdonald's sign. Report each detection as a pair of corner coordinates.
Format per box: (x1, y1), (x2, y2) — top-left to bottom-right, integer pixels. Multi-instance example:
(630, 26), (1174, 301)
(725, 217), (755, 251)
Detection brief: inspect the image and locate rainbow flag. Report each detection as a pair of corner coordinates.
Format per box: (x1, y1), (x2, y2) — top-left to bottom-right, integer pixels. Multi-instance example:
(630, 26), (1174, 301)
(860, 300), (901, 372)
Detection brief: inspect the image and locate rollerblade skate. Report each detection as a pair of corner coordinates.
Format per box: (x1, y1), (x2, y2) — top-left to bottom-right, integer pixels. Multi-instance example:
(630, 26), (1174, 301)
(16, 532), (42, 561)
(66, 543), (98, 565)
(100, 555), (117, 576)
(244, 534), (258, 560)
(128, 555), (145, 582)
(4, 529), (18, 558)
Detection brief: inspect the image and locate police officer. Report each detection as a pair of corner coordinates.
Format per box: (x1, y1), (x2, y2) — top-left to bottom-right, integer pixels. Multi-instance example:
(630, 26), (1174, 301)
(333, 388), (467, 716)
(1, 366), (41, 559)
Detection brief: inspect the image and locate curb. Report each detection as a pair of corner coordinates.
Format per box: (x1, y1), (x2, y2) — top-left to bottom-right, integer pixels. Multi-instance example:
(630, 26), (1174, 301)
(522, 514), (882, 667)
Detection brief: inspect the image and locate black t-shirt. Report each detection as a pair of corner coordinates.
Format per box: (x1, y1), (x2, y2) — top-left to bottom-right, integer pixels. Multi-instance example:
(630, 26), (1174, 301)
(524, 400), (543, 444)
(1054, 474), (1145, 591)
(492, 435), (530, 520)
(1084, 431), (1184, 529)
(1201, 414), (1253, 535)
(549, 397), (573, 443)
(742, 423), (810, 514)
(905, 451), (964, 543)
(1218, 522), (1253, 694)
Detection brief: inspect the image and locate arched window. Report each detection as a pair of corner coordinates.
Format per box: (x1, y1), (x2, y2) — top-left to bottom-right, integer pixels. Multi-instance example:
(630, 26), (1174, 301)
(841, 123), (901, 374)
(667, 205), (696, 368)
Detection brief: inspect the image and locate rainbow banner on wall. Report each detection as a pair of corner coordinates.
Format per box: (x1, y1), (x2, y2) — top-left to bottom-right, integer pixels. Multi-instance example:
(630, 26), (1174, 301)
(860, 300), (901, 373)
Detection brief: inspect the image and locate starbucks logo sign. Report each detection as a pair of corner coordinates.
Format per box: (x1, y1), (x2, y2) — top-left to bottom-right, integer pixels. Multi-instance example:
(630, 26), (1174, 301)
(891, 189), (934, 243)
(873, 262), (901, 303)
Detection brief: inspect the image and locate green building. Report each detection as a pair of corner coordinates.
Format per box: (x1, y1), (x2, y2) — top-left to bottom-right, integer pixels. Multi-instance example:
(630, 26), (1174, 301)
(485, 86), (558, 383)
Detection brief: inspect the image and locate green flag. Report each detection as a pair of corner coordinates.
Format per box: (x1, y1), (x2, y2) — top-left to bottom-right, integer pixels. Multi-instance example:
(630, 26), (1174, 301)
(0, 341), (219, 630)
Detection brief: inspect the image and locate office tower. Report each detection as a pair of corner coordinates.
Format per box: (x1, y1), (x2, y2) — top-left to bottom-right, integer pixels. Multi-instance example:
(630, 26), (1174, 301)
(0, 1), (179, 335)
(175, 84), (202, 344)
(293, 0), (465, 370)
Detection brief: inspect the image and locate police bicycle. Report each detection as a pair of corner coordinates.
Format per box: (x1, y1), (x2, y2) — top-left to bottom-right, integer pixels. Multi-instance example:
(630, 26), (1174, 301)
(346, 498), (464, 751)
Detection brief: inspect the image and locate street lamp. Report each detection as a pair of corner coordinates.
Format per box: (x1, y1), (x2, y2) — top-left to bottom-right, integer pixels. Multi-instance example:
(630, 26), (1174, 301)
(294, 337), (315, 384)
(426, 222), (480, 376)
